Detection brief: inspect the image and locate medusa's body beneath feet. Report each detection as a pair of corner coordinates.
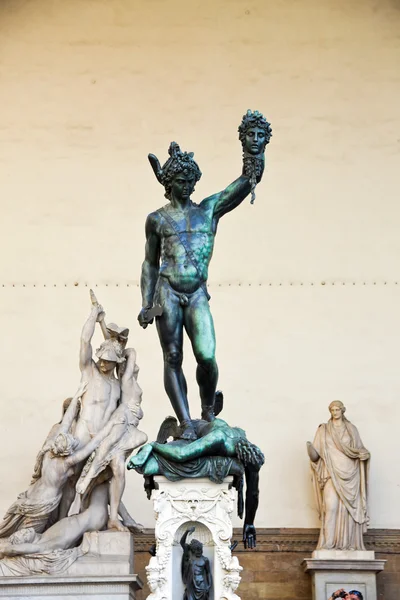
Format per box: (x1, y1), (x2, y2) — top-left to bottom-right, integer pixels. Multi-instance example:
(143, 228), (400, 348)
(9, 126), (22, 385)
(129, 419), (248, 467)
(128, 417), (264, 549)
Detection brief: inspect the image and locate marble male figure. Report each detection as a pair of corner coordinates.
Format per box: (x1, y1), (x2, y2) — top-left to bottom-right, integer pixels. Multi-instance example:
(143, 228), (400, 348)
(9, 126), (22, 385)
(138, 111), (272, 441)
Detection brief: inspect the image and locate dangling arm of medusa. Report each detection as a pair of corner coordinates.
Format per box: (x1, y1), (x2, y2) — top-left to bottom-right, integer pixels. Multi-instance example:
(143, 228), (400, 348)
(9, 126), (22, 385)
(242, 466), (260, 550)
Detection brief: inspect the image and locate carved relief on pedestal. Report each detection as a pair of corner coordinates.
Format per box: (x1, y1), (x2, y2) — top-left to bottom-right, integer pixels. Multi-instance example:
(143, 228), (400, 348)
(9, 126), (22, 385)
(145, 477), (242, 600)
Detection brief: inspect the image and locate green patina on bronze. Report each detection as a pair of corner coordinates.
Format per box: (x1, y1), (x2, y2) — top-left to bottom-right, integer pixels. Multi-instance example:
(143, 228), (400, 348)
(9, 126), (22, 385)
(127, 417), (265, 548)
(137, 111), (272, 441)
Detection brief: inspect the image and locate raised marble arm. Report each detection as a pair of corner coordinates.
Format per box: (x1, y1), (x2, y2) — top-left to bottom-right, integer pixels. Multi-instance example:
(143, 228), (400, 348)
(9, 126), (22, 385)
(89, 289), (110, 341)
(59, 381), (88, 434)
(80, 304), (104, 372)
(121, 348), (138, 390)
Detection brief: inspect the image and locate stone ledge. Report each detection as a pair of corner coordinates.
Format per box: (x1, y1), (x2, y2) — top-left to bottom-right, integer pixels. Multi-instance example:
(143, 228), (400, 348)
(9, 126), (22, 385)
(133, 528), (400, 554)
(0, 574), (143, 599)
(303, 558), (386, 572)
(0, 575), (143, 586)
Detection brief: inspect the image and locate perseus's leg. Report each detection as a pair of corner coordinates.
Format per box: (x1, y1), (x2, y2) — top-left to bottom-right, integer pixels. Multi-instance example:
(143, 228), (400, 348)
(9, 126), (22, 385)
(184, 292), (218, 421)
(156, 286), (192, 431)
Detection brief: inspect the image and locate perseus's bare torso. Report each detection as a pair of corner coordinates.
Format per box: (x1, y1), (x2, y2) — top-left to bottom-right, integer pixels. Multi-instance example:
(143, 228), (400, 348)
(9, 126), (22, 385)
(74, 363), (120, 447)
(155, 201), (216, 294)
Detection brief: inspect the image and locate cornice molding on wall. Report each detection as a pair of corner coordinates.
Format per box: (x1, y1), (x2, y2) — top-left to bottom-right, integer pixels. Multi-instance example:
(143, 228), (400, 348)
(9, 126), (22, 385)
(133, 528), (400, 555)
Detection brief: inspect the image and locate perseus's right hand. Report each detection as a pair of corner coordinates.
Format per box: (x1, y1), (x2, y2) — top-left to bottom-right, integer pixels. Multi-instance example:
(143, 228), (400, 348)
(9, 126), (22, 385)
(137, 307), (153, 329)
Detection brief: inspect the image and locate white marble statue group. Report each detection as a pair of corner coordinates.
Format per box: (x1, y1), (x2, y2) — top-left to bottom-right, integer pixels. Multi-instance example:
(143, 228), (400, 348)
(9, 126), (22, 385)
(0, 292), (371, 576)
(0, 292), (147, 575)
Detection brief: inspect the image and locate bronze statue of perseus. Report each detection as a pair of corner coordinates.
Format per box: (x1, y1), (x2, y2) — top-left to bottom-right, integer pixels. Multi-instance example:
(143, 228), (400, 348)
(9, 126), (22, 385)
(138, 110), (272, 440)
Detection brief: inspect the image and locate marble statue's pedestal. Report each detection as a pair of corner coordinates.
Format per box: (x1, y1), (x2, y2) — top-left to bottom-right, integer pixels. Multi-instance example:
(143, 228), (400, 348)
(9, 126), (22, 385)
(145, 476), (242, 600)
(303, 550), (386, 600)
(0, 574), (142, 599)
(0, 531), (143, 600)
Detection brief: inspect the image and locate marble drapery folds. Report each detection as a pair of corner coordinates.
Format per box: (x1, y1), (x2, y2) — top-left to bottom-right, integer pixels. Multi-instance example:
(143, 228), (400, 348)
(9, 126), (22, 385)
(310, 418), (369, 550)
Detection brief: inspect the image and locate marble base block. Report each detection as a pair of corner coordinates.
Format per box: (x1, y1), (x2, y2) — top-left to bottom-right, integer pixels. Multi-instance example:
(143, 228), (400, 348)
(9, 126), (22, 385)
(65, 530), (135, 576)
(312, 549), (375, 561)
(145, 476), (242, 600)
(0, 574), (142, 599)
(303, 550), (386, 600)
(0, 531), (143, 600)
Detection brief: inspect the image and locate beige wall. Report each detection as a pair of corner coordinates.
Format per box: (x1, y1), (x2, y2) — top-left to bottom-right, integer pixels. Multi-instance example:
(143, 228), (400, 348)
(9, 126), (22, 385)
(0, 0), (399, 529)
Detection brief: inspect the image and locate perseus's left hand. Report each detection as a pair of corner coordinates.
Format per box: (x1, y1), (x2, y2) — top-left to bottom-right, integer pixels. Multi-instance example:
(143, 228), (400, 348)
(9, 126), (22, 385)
(243, 524), (257, 549)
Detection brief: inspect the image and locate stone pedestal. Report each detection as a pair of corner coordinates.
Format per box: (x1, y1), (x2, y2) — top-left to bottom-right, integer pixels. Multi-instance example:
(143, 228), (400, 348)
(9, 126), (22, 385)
(0, 531), (143, 599)
(145, 476), (242, 600)
(303, 550), (386, 600)
(0, 574), (142, 599)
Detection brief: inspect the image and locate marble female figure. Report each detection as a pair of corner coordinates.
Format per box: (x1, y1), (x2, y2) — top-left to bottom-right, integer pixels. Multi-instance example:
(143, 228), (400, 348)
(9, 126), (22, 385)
(307, 401), (370, 550)
(0, 383), (87, 538)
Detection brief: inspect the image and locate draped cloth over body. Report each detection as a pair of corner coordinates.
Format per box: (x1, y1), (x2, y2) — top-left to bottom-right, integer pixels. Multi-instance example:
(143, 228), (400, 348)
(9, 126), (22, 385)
(311, 419), (369, 550)
(0, 491), (62, 538)
(0, 546), (84, 576)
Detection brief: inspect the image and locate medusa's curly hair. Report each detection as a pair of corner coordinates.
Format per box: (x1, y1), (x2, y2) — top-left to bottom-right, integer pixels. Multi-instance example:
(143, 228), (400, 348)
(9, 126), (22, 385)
(238, 109), (272, 146)
(160, 142), (202, 200)
(235, 439), (265, 468)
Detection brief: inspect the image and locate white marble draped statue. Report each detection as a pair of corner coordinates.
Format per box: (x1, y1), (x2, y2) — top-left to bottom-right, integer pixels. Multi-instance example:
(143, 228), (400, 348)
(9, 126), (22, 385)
(0, 293), (147, 575)
(307, 401), (370, 551)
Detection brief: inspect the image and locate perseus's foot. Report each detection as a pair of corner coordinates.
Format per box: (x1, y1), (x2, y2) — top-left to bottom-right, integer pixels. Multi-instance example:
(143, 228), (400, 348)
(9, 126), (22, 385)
(201, 407), (215, 422)
(107, 519), (129, 532)
(180, 421), (197, 441)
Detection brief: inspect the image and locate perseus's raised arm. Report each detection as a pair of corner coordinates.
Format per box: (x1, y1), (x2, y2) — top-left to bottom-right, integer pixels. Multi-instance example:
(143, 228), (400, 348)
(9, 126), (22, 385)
(209, 109), (271, 219)
(204, 155), (265, 220)
(140, 214), (161, 309)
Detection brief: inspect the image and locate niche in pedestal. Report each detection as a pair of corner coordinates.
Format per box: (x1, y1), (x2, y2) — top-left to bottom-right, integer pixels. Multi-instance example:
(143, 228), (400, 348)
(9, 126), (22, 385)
(173, 521), (214, 600)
